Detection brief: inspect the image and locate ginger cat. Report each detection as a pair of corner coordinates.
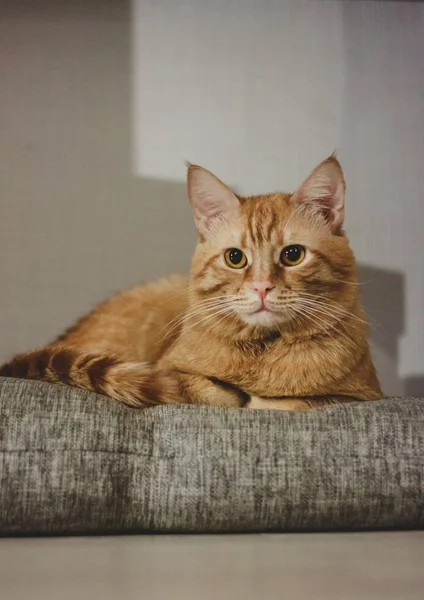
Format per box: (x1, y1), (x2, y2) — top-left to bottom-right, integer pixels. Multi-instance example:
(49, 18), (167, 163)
(0, 156), (382, 410)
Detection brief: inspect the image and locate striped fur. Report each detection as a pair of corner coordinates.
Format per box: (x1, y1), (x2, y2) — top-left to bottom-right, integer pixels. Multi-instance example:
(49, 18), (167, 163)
(0, 156), (383, 410)
(0, 346), (180, 407)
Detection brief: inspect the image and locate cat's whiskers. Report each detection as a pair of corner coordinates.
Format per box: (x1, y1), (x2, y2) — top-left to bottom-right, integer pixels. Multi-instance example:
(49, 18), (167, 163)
(297, 292), (374, 328)
(332, 278), (372, 287)
(158, 301), (220, 338)
(159, 296), (238, 343)
(159, 302), (236, 355)
(294, 304), (355, 350)
(284, 305), (303, 333)
(159, 308), (215, 345)
(276, 295), (356, 343)
(159, 294), (237, 329)
(293, 298), (364, 331)
(190, 308), (236, 355)
(307, 301), (376, 334)
(289, 305), (348, 353)
(295, 299), (364, 340)
(159, 306), (228, 344)
(165, 281), (214, 300)
(185, 305), (235, 334)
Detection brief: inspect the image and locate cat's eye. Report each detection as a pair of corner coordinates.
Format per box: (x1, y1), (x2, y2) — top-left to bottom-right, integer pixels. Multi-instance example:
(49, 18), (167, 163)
(224, 248), (247, 269)
(280, 245), (306, 267)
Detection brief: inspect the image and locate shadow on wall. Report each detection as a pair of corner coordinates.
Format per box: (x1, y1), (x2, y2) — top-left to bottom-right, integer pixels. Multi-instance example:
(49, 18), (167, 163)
(0, 0), (196, 360)
(357, 265), (423, 397)
(357, 265), (403, 395)
(404, 377), (424, 397)
(358, 266), (404, 362)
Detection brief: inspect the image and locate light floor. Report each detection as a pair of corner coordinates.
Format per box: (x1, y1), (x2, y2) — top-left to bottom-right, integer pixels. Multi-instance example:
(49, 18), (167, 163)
(1, 532), (423, 599)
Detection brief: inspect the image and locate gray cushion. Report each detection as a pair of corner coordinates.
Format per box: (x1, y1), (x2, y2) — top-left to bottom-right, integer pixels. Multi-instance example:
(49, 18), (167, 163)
(0, 376), (423, 535)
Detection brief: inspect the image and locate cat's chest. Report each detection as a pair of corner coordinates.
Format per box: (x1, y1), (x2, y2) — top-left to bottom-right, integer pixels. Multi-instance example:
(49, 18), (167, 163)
(220, 343), (299, 393)
(164, 334), (321, 396)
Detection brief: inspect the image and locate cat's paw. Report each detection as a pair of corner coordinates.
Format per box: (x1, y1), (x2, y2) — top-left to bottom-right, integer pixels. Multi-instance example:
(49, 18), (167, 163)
(247, 396), (311, 411)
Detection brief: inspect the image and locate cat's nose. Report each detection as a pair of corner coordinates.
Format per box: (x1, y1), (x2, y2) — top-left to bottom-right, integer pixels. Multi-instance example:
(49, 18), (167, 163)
(252, 282), (274, 302)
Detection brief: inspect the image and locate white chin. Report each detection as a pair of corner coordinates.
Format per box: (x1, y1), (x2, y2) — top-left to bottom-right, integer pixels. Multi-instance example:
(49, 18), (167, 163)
(241, 310), (283, 328)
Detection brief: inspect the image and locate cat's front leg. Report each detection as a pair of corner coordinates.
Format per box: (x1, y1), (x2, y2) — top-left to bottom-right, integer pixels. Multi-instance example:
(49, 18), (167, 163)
(247, 396), (356, 410)
(247, 396), (312, 410)
(175, 372), (248, 407)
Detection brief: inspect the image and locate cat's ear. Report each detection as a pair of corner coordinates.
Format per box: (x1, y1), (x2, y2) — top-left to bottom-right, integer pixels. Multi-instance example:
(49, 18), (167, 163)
(291, 155), (346, 232)
(187, 164), (240, 236)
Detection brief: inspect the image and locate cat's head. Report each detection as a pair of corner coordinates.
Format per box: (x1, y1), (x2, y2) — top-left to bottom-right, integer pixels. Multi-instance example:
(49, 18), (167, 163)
(187, 156), (357, 337)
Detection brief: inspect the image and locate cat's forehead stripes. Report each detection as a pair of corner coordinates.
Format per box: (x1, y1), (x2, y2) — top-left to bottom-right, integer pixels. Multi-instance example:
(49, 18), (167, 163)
(238, 193), (292, 248)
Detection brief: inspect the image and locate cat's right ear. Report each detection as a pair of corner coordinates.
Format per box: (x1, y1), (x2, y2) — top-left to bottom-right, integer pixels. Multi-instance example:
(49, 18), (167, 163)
(187, 164), (240, 236)
(290, 155), (346, 233)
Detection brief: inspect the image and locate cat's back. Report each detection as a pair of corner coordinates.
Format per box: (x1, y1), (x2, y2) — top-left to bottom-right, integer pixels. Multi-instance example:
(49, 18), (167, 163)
(57, 273), (190, 363)
(123, 273), (189, 311)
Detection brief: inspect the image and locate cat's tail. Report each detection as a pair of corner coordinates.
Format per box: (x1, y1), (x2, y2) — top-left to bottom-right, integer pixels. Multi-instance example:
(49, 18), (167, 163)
(0, 345), (180, 407)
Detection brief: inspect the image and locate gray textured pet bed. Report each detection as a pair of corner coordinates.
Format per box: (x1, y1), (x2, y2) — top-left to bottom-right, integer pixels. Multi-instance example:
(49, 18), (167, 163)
(0, 376), (423, 534)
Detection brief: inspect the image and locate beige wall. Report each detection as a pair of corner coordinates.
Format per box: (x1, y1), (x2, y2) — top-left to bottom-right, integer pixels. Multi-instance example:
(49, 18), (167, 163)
(1, 0), (423, 395)
(0, 1), (194, 359)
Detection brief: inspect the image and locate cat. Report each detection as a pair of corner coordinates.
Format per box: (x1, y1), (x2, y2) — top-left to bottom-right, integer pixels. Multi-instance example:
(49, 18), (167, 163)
(0, 155), (383, 410)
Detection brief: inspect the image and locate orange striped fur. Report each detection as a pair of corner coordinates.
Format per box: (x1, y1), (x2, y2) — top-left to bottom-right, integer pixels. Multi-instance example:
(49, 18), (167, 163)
(0, 156), (383, 410)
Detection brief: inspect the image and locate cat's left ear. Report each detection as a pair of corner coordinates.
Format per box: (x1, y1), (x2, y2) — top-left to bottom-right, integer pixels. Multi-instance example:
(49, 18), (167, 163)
(187, 164), (240, 236)
(291, 155), (346, 232)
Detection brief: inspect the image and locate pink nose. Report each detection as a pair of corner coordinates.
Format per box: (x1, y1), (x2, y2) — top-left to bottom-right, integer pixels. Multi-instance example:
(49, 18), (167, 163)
(252, 282), (274, 302)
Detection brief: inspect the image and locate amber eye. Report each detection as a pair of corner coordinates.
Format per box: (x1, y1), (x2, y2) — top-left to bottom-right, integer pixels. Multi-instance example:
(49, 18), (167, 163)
(280, 245), (306, 267)
(224, 248), (247, 269)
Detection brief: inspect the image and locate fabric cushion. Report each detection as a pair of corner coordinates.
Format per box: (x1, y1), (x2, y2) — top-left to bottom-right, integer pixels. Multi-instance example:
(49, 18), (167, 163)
(0, 376), (423, 535)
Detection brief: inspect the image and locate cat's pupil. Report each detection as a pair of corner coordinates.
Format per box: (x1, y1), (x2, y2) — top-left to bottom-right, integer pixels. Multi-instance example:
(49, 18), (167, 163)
(281, 245), (302, 263)
(229, 249), (243, 264)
